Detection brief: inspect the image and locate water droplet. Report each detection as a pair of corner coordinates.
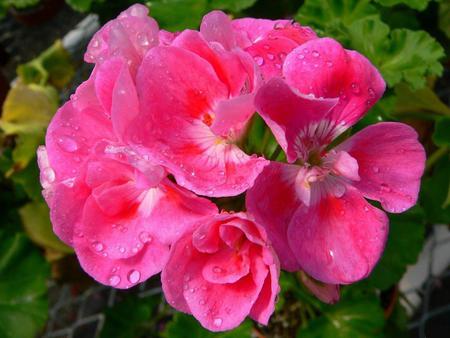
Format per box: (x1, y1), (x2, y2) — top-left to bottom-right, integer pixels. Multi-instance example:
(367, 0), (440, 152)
(213, 318), (223, 327)
(189, 288), (196, 293)
(351, 82), (360, 94)
(329, 250), (334, 258)
(275, 63), (282, 69)
(372, 166), (380, 173)
(278, 52), (286, 60)
(128, 270), (141, 284)
(364, 206), (370, 212)
(297, 54), (305, 60)
(199, 299), (206, 305)
(139, 231), (152, 243)
(273, 22), (284, 30)
(92, 241), (104, 252)
(43, 167), (56, 183)
(368, 87), (376, 98)
(267, 53), (275, 60)
(326, 60), (333, 67)
(381, 184), (391, 192)
(57, 135), (78, 153)
(137, 33), (149, 46)
(118, 246), (126, 254)
(312, 50), (320, 57)
(213, 266), (222, 273)
(263, 44), (270, 50)
(184, 275), (191, 282)
(109, 275), (121, 286)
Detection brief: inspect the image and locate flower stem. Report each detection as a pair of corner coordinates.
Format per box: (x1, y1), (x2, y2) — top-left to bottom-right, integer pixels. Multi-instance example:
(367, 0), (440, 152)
(425, 146), (449, 172)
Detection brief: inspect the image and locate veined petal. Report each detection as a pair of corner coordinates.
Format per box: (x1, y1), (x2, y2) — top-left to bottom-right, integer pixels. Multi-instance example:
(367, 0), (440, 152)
(288, 187), (388, 284)
(336, 122), (425, 213)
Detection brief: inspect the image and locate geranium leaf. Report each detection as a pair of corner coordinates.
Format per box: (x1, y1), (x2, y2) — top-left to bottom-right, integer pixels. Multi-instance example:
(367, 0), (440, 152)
(162, 312), (253, 338)
(375, 0), (431, 11)
(365, 206), (425, 290)
(0, 231), (50, 338)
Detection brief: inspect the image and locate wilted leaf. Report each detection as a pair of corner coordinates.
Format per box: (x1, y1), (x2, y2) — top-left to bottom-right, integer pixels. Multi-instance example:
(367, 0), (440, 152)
(18, 40), (74, 89)
(19, 201), (73, 254)
(0, 230), (50, 338)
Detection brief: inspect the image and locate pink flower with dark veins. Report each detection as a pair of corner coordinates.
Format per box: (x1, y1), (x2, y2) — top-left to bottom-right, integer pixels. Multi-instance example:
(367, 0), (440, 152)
(247, 37), (426, 284)
(162, 212), (280, 332)
(37, 9), (218, 288)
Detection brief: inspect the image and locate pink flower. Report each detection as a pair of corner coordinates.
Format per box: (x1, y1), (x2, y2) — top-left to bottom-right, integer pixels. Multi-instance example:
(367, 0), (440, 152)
(38, 33), (217, 288)
(199, 10), (317, 80)
(121, 26), (268, 197)
(247, 38), (426, 284)
(162, 212), (280, 331)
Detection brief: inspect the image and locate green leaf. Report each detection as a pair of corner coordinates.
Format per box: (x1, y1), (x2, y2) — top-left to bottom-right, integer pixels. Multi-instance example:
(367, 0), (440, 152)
(209, 0), (257, 12)
(421, 155), (450, 223)
(394, 83), (450, 116)
(99, 295), (160, 338)
(0, 231), (50, 338)
(348, 18), (445, 89)
(365, 206), (425, 290)
(162, 312), (253, 338)
(9, 157), (42, 202)
(384, 300), (410, 338)
(146, 0), (208, 31)
(6, 0), (40, 10)
(18, 40), (74, 89)
(65, 0), (94, 12)
(433, 117), (450, 147)
(296, 0), (378, 43)
(375, 0), (431, 11)
(297, 291), (385, 338)
(19, 201), (73, 254)
(439, 0), (450, 38)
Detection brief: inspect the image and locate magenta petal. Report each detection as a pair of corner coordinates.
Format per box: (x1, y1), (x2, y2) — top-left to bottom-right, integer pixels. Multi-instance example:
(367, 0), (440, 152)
(246, 162), (302, 271)
(284, 38), (385, 129)
(288, 187), (389, 284)
(255, 77), (338, 162)
(85, 4), (158, 70)
(249, 260), (279, 325)
(300, 272), (340, 304)
(202, 246), (250, 284)
(336, 122), (426, 213)
(94, 58), (123, 114)
(75, 234), (169, 289)
(231, 18), (292, 47)
(200, 10), (236, 50)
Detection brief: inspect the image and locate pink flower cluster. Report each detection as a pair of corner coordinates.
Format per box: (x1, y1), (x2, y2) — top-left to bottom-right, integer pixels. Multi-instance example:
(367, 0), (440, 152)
(38, 4), (425, 332)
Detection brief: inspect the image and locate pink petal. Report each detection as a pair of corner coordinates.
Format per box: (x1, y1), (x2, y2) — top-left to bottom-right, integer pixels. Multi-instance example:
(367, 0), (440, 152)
(250, 262), (279, 324)
(299, 272), (340, 304)
(85, 4), (158, 72)
(202, 246), (250, 284)
(94, 57), (123, 114)
(284, 38), (385, 130)
(288, 187), (389, 284)
(245, 37), (298, 80)
(200, 10), (236, 50)
(336, 122), (425, 213)
(231, 18), (293, 47)
(246, 162), (302, 271)
(172, 30), (251, 97)
(254, 77), (338, 162)
(74, 233), (169, 289)
(184, 251), (267, 331)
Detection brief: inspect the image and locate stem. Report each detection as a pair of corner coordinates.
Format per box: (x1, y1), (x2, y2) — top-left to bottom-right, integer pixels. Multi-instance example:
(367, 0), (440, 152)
(270, 145), (282, 161)
(260, 127), (271, 155)
(425, 146), (449, 172)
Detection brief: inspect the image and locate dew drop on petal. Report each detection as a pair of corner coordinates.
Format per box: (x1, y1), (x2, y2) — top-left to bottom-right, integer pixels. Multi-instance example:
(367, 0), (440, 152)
(139, 231), (152, 243)
(372, 166), (380, 173)
(312, 50), (320, 57)
(128, 270), (141, 284)
(109, 275), (121, 286)
(92, 241), (104, 252)
(43, 167), (56, 183)
(213, 266), (222, 273)
(351, 82), (360, 94)
(267, 53), (275, 60)
(213, 318), (223, 327)
(297, 54), (305, 60)
(57, 135), (79, 153)
(326, 60), (333, 67)
(253, 56), (264, 66)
